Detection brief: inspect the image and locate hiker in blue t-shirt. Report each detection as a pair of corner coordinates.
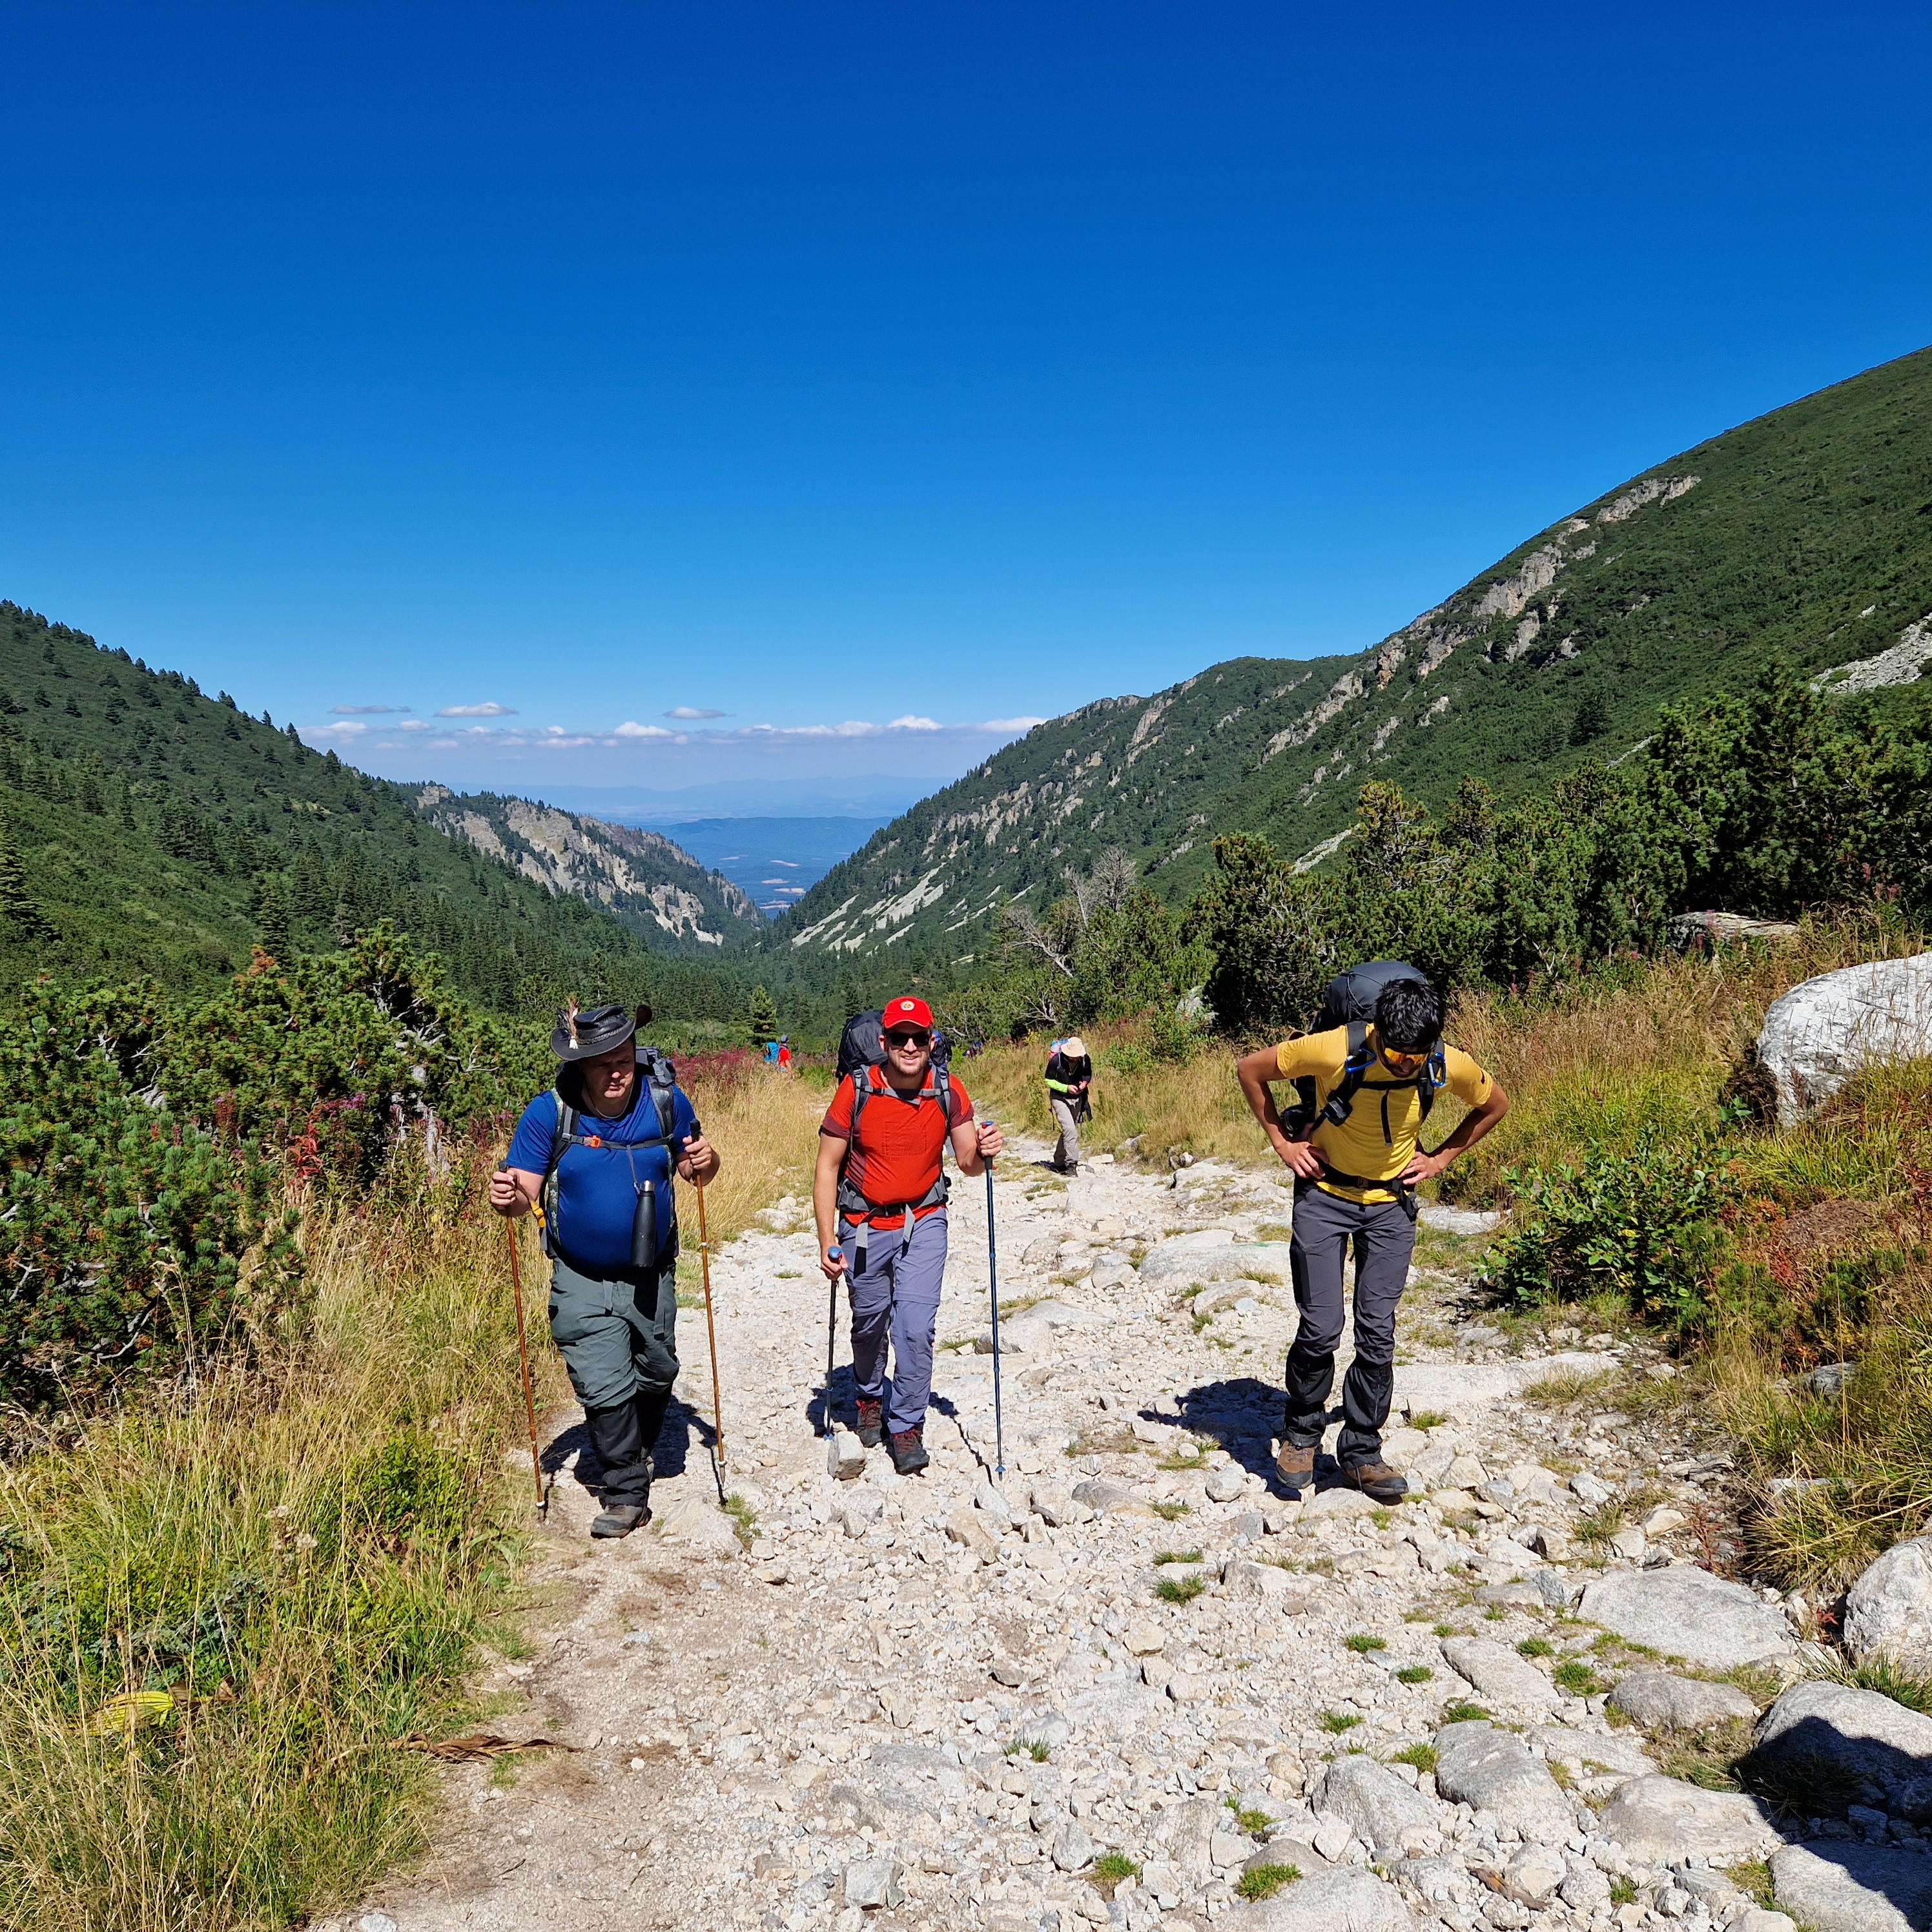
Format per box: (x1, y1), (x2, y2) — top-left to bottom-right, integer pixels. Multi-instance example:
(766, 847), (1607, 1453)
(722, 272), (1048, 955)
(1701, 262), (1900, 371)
(490, 1003), (721, 1539)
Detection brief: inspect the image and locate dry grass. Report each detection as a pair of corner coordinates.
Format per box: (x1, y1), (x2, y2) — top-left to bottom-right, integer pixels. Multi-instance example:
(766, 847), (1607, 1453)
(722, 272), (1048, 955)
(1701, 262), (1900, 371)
(675, 1060), (829, 1244)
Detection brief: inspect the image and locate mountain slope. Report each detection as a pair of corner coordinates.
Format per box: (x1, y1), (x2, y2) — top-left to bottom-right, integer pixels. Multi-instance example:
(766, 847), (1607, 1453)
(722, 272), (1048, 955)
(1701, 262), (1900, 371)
(418, 787), (760, 948)
(777, 344), (1932, 961)
(0, 603), (745, 1024)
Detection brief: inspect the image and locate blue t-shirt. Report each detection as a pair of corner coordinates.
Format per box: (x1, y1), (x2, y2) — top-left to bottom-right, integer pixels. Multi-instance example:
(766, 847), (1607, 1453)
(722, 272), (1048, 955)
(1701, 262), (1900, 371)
(507, 1073), (699, 1277)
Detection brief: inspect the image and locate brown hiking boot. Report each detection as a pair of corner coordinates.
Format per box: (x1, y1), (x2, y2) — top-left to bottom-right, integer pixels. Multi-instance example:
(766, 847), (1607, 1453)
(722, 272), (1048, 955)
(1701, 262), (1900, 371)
(1274, 1443), (1316, 1494)
(590, 1502), (652, 1539)
(854, 1398), (885, 1448)
(1339, 1459), (1408, 1505)
(887, 1427), (929, 1475)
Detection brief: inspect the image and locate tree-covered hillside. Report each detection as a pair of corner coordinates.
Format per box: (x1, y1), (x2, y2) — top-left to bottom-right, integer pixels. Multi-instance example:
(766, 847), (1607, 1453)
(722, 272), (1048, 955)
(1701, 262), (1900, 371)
(778, 344), (1932, 963)
(0, 603), (744, 1025)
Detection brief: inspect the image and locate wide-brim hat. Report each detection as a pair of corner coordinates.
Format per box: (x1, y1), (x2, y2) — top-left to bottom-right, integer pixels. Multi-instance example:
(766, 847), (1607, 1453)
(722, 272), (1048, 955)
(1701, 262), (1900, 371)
(551, 1002), (650, 1062)
(1063, 1036), (1087, 1058)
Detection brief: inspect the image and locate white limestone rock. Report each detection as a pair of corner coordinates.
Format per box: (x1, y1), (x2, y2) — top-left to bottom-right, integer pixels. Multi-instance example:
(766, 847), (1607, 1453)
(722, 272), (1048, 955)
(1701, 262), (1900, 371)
(1756, 952), (1932, 1127)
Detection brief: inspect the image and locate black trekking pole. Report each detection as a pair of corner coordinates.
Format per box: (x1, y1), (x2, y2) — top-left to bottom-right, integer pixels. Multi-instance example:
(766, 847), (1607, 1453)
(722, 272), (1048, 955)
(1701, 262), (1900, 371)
(822, 1255), (839, 1439)
(983, 1125), (1005, 1479)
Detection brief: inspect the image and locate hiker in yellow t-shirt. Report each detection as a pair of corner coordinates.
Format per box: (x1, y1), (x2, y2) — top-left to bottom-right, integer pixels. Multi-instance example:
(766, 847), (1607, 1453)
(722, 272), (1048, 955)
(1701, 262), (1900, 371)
(1235, 974), (1508, 1505)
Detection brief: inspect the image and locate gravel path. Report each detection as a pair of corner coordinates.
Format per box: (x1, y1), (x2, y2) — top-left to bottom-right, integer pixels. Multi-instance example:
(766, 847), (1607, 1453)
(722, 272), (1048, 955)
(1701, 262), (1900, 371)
(336, 1144), (1809, 1932)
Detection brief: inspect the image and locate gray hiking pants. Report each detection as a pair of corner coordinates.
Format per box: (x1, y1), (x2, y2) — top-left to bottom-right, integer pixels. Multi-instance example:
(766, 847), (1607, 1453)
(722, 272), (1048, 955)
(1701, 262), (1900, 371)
(547, 1252), (681, 1413)
(1050, 1096), (1084, 1171)
(842, 1208), (948, 1436)
(1282, 1180), (1415, 1464)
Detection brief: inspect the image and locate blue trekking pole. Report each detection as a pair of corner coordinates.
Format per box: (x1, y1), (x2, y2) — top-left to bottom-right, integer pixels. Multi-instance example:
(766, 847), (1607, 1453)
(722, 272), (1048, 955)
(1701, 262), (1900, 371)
(984, 1133), (1005, 1479)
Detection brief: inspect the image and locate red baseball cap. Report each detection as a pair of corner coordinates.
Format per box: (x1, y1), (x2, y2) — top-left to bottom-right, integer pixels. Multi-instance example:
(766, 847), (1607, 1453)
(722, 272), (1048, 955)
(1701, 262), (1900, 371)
(882, 996), (934, 1033)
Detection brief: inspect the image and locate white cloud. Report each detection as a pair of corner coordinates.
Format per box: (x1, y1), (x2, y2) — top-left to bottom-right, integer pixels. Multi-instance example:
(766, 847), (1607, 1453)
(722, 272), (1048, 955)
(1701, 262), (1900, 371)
(979, 716), (1047, 732)
(665, 706), (729, 720)
(889, 715), (941, 732)
(436, 701), (518, 717)
(615, 720), (675, 738)
(396, 718), (431, 732)
(332, 703), (410, 715)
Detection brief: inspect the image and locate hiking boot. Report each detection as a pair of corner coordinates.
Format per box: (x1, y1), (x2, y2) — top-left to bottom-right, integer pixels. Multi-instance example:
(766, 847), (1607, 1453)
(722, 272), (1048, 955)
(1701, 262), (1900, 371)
(590, 1502), (651, 1539)
(887, 1427), (929, 1475)
(1339, 1459), (1408, 1505)
(854, 1398), (885, 1448)
(1274, 1443), (1317, 1495)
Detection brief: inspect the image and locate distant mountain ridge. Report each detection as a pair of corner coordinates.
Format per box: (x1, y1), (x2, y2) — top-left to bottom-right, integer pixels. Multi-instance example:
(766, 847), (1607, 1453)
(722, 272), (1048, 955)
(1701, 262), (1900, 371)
(416, 786), (760, 947)
(777, 344), (1932, 961)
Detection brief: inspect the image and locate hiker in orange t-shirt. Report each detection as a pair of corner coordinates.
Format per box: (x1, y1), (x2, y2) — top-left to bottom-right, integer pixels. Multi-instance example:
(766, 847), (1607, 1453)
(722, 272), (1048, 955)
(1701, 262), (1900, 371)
(814, 996), (1002, 1473)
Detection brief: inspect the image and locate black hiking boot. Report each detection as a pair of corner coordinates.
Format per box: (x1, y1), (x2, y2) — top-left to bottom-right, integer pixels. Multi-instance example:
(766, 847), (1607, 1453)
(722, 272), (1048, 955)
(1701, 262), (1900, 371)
(1339, 1459), (1408, 1505)
(1274, 1443), (1317, 1496)
(887, 1427), (929, 1475)
(855, 1398), (885, 1448)
(590, 1501), (652, 1539)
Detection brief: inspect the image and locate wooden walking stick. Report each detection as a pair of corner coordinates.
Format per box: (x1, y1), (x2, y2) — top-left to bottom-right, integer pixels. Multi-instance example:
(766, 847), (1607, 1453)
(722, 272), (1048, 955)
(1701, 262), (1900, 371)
(695, 1175), (728, 1500)
(500, 1188), (548, 1519)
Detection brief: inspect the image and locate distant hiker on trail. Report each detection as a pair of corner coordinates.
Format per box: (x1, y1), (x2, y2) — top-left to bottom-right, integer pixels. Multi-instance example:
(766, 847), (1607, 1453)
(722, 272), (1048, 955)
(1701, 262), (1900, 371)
(1235, 967), (1508, 1506)
(1044, 1036), (1093, 1175)
(491, 1003), (721, 1539)
(777, 1036), (792, 1069)
(815, 996), (1003, 1474)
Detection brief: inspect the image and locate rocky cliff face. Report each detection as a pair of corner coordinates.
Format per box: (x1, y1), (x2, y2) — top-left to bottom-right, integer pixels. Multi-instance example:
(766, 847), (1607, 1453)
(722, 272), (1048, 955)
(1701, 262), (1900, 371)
(417, 788), (760, 949)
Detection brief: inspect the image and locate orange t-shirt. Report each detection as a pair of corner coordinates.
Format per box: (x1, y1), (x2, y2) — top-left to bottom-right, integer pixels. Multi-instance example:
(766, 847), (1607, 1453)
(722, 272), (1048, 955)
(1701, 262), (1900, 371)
(821, 1067), (974, 1227)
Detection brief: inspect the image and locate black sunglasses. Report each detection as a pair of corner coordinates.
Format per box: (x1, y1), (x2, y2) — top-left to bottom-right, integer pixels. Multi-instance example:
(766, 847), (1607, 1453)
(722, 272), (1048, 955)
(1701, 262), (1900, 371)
(884, 1028), (932, 1047)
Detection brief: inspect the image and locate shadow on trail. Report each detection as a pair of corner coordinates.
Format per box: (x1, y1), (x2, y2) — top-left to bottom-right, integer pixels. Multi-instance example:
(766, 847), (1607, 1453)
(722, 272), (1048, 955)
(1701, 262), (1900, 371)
(1137, 1376), (1353, 1495)
(540, 1395), (719, 1497)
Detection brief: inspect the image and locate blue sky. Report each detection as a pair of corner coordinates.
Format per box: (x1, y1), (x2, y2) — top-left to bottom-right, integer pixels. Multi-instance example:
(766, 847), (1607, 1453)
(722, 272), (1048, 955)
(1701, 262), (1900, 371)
(4, 3), (1930, 800)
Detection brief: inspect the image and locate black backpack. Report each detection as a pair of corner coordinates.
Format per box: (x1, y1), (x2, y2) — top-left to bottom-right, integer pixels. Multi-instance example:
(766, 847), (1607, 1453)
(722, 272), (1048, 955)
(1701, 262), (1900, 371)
(539, 1045), (683, 1262)
(834, 1010), (954, 1221)
(1281, 960), (1446, 1144)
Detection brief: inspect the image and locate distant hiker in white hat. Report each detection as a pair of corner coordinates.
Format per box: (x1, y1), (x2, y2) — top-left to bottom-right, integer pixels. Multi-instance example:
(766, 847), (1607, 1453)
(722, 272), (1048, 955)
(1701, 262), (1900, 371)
(490, 1003), (721, 1539)
(1043, 1037), (1093, 1175)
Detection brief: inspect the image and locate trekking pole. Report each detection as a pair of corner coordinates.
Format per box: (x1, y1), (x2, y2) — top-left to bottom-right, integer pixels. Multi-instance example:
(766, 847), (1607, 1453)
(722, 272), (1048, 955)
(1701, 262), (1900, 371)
(499, 1175), (548, 1521)
(983, 1124), (1005, 1479)
(822, 1251), (840, 1439)
(694, 1176), (729, 1503)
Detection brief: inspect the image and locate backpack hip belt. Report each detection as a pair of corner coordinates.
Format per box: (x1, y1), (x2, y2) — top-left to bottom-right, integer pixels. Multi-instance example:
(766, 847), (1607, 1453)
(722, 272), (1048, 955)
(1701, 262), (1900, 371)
(1307, 1161), (1422, 1223)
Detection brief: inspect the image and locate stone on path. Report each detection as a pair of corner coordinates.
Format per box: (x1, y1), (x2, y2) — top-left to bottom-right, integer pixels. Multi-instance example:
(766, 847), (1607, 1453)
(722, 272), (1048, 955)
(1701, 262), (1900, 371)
(840, 1855), (904, 1910)
(1217, 1865), (1419, 1931)
(1608, 1669), (1760, 1730)
(1314, 1754), (1437, 1852)
(1393, 1353), (1604, 1419)
(1845, 1536), (1932, 1671)
(1752, 1679), (1932, 1800)
(1440, 1637), (1560, 1711)
(1579, 1565), (1796, 1669)
(1432, 1721), (1575, 1840)
(1528, 1725), (1655, 1778)
(1417, 1203), (1503, 1236)
(1596, 1775), (1781, 1862)
(653, 1490), (741, 1555)
(1770, 1841), (1932, 1932)
(827, 1428), (865, 1479)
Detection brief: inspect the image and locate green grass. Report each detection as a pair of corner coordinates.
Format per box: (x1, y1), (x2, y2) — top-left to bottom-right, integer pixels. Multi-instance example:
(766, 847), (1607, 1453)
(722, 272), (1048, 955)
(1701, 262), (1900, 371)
(1155, 1576), (1207, 1605)
(1516, 1637), (1554, 1658)
(1608, 1878), (1639, 1907)
(1153, 1548), (1203, 1565)
(1151, 1501), (1191, 1522)
(1725, 1860), (1775, 1909)
(1006, 1737), (1052, 1762)
(1554, 1660), (1602, 1697)
(1395, 1665), (1434, 1685)
(1441, 1701), (1490, 1725)
(0, 1189), (548, 1932)
(1390, 1742), (1438, 1773)
(1091, 1851), (1140, 1898)
(1822, 1656), (1932, 1715)
(1226, 1797), (1271, 1834)
(1320, 1711), (1364, 1734)
(1406, 1410), (1447, 1430)
(1236, 1863), (1301, 1901)
(1344, 1634), (1387, 1653)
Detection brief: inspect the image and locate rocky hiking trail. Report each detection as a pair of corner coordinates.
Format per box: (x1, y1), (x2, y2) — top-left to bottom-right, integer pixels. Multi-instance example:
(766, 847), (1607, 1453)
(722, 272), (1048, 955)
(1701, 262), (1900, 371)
(340, 1143), (1929, 1932)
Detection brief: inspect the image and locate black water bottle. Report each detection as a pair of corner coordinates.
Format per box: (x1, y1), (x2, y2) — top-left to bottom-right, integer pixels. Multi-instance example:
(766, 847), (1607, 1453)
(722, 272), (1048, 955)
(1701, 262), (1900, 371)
(630, 1180), (658, 1271)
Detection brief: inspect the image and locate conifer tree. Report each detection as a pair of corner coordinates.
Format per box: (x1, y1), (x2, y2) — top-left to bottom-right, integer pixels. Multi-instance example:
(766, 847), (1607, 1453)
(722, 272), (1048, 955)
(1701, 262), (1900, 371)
(0, 816), (52, 941)
(255, 876), (294, 962)
(746, 984), (779, 1047)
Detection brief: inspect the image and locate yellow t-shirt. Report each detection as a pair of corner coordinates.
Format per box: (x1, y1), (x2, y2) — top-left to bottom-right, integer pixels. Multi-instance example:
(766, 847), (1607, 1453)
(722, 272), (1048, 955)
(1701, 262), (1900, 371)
(1273, 1025), (1494, 1204)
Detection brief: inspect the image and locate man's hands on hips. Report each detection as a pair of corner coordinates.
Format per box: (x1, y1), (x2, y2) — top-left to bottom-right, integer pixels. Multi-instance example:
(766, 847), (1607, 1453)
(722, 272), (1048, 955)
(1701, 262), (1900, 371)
(1400, 1148), (1452, 1185)
(1272, 1133), (1323, 1180)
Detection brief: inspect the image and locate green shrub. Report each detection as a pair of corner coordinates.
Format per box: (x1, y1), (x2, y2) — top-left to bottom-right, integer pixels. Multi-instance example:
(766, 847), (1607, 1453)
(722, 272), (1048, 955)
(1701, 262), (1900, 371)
(1477, 1135), (1732, 1325)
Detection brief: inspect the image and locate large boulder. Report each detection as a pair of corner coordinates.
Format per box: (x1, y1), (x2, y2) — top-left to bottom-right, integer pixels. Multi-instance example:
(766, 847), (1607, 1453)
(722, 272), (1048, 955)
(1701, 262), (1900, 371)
(1751, 1680), (1932, 1808)
(1755, 952), (1932, 1127)
(1528, 1725), (1656, 1778)
(1216, 1865), (1418, 1931)
(1140, 1236), (1292, 1288)
(1845, 1537), (1932, 1672)
(1596, 1775), (1781, 1862)
(1441, 1638), (1560, 1712)
(1393, 1353), (1603, 1421)
(1579, 1566), (1796, 1670)
(1771, 1842), (1932, 1932)
(1432, 1720), (1575, 1840)
(1313, 1754), (1437, 1853)
(1608, 1670), (1761, 1731)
